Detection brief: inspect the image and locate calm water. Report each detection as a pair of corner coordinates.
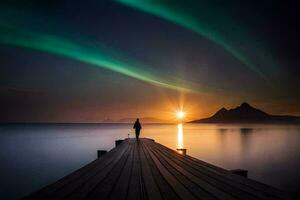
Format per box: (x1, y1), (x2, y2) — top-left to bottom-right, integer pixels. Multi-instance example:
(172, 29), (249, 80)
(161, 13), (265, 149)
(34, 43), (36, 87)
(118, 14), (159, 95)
(0, 123), (299, 199)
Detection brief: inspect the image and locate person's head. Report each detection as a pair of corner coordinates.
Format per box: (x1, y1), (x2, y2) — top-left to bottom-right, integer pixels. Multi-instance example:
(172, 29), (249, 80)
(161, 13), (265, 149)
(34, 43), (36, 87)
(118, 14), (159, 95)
(136, 118), (139, 122)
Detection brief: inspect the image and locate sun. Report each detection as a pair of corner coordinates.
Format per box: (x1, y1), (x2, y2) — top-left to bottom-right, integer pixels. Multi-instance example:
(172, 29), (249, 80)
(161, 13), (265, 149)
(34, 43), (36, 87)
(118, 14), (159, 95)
(176, 111), (185, 119)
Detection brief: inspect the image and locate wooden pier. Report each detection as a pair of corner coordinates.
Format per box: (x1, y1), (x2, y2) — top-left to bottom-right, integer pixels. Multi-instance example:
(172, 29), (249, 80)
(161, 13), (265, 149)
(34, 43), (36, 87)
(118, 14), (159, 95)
(24, 138), (289, 200)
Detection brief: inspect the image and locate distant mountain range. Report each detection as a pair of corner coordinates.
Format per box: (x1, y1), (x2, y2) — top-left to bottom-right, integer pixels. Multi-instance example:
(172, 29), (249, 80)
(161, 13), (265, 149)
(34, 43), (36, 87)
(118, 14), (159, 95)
(190, 102), (300, 123)
(102, 117), (167, 123)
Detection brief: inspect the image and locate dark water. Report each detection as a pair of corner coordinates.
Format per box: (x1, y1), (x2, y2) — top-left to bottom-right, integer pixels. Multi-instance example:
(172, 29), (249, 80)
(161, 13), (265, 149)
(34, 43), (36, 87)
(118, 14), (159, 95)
(0, 123), (299, 199)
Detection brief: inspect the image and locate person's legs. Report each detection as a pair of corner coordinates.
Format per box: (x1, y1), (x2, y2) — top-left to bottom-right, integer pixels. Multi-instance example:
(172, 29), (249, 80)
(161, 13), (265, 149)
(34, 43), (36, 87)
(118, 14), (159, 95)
(136, 129), (140, 140)
(135, 130), (139, 140)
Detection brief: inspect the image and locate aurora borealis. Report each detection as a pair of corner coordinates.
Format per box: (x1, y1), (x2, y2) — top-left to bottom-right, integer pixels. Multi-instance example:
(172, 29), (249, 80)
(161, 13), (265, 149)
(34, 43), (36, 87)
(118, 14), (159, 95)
(116, 0), (277, 79)
(0, 26), (191, 92)
(0, 0), (299, 122)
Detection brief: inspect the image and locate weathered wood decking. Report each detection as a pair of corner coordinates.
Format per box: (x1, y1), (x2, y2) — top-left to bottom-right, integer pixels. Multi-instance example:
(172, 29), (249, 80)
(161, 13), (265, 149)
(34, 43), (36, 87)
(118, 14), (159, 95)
(24, 138), (289, 200)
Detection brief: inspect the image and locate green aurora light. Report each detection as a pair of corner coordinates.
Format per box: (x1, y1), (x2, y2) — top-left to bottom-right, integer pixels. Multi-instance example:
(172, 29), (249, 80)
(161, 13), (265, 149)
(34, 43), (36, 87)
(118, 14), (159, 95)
(116, 0), (277, 79)
(0, 25), (194, 93)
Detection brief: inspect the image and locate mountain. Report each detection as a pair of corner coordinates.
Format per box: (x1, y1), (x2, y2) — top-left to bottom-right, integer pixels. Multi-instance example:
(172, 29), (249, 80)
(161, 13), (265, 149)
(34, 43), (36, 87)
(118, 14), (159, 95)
(191, 102), (300, 123)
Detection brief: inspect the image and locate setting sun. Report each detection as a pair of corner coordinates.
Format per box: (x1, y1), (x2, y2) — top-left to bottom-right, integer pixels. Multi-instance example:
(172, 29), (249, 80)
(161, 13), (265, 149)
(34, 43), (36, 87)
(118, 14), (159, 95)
(176, 111), (185, 119)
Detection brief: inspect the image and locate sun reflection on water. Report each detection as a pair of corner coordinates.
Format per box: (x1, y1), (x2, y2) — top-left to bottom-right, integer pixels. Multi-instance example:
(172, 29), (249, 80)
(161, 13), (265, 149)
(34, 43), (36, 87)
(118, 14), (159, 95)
(177, 123), (184, 149)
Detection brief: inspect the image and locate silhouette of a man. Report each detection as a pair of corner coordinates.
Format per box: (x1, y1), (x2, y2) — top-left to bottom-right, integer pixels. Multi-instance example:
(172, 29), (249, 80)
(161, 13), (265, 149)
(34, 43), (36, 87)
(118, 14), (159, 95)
(133, 118), (142, 140)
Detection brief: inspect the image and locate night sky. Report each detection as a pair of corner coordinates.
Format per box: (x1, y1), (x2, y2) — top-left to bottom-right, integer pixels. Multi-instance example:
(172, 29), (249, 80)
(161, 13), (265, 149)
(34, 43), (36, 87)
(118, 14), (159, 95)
(0, 0), (299, 122)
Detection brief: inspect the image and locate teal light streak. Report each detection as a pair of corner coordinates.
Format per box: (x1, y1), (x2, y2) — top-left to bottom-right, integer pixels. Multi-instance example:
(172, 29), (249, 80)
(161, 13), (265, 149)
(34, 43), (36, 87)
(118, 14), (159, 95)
(116, 0), (272, 79)
(0, 26), (193, 93)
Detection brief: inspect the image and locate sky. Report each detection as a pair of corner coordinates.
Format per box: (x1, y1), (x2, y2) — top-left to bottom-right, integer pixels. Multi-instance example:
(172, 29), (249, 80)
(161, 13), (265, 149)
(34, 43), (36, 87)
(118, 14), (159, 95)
(0, 0), (299, 122)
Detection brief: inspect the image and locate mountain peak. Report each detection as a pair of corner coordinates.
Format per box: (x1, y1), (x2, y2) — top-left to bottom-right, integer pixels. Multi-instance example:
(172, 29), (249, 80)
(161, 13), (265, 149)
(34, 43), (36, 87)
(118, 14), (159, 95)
(220, 107), (227, 111)
(213, 107), (228, 118)
(240, 102), (251, 108)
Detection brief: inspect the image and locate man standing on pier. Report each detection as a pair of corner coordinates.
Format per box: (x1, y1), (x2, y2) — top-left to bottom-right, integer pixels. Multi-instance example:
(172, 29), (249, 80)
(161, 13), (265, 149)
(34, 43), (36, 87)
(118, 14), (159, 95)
(133, 118), (142, 140)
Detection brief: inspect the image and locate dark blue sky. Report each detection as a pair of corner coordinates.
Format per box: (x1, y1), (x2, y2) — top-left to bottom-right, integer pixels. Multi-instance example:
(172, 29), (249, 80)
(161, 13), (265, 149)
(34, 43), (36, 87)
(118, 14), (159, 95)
(0, 0), (299, 122)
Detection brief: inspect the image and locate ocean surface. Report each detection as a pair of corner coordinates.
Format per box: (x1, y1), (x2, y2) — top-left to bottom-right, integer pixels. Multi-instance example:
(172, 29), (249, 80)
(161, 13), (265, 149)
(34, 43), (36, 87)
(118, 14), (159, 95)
(0, 123), (299, 199)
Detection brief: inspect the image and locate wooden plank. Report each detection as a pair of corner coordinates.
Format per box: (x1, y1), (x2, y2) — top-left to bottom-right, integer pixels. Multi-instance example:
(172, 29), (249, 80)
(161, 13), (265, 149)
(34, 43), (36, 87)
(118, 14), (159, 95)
(65, 139), (133, 200)
(127, 141), (143, 200)
(109, 140), (135, 200)
(146, 142), (217, 200)
(147, 140), (263, 200)
(185, 156), (287, 199)
(140, 140), (180, 200)
(151, 144), (275, 200)
(85, 140), (135, 200)
(145, 140), (235, 200)
(138, 140), (163, 200)
(24, 139), (130, 200)
(142, 140), (198, 200)
(152, 141), (286, 199)
(48, 139), (130, 200)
